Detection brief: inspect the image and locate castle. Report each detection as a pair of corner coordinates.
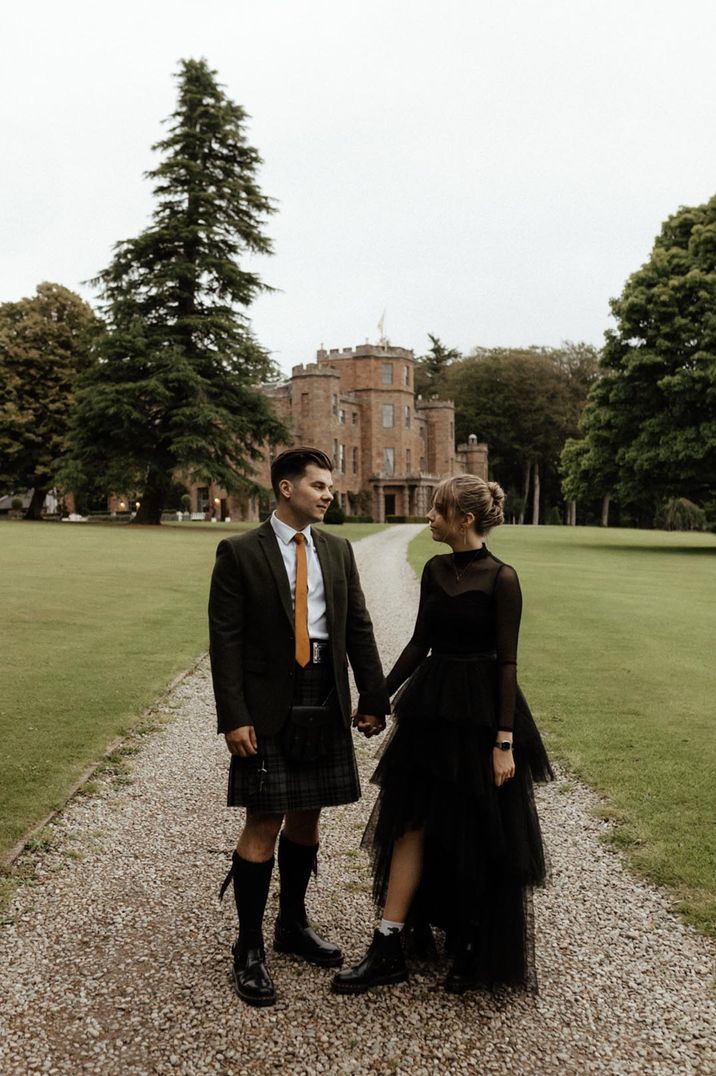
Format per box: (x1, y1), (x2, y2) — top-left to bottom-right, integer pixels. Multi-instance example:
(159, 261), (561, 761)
(187, 343), (488, 522)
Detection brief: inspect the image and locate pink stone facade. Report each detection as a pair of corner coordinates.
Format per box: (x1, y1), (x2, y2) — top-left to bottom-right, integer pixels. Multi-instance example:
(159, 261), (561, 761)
(186, 344), (488, 522)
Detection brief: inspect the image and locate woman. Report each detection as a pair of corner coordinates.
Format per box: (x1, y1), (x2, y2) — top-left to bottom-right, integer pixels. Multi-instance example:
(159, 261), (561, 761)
(332, 474), (552, 996)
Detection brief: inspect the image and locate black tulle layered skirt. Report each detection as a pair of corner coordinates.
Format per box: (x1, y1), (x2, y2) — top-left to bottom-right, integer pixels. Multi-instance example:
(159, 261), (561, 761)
(362, 652), (553, 992)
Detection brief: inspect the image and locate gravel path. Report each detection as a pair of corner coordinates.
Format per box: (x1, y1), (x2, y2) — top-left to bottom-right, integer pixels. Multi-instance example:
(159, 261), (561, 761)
(1, 525), (714, 1075)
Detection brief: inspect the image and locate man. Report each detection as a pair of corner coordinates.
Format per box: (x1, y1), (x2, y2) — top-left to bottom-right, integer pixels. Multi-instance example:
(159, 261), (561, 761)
(209, 446), (389, 1007)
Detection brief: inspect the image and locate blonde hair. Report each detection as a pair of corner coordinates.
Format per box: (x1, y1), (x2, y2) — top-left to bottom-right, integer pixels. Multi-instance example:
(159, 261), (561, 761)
(433, 474), (505, 534)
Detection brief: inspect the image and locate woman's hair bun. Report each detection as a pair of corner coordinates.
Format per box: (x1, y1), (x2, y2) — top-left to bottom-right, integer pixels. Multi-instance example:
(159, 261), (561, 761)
(487, 481), (505, 509)
(433, 474), (505, 533)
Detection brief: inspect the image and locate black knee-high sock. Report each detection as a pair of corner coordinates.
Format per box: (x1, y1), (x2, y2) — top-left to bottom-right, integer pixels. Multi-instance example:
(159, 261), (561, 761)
(230, 851), (274, 942)
(278, 833), (318, 925)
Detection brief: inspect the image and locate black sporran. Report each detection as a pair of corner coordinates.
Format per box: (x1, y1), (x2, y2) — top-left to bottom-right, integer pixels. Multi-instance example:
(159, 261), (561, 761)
(281, 689), (337, 764)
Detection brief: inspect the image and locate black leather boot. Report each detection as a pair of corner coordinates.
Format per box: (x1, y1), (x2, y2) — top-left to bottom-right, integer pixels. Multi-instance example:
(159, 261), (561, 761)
(403, 921), (438, 961)
(331, 930), (408, 994)
(274, 833), (342, 967)
(444, 940), (480, 995)
(232, 929), (276, 1007)
(220, 851), (276, 1006)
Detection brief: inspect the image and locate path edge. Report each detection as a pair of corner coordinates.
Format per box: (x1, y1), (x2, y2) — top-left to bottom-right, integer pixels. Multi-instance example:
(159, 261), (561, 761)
(1, 651), (209, 871)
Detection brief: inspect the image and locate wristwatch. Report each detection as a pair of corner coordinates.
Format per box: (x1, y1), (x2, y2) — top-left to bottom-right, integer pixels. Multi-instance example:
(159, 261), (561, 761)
(494, 740), (513, 751)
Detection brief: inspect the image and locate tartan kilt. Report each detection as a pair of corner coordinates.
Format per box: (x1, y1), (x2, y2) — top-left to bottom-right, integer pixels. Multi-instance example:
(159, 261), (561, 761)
(227, 655), (361, 813)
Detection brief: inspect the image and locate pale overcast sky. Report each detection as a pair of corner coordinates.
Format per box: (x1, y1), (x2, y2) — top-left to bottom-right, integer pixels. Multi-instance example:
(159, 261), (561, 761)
(2, 0), (715, 375)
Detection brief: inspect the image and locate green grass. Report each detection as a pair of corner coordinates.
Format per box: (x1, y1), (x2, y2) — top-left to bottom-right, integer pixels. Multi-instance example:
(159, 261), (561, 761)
(408, 524), (716, 937)
(0, 519), (385, 861)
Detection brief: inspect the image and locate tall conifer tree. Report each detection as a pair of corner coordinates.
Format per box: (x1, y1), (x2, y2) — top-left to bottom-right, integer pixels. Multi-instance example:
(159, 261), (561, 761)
(65, 59), (286, 524)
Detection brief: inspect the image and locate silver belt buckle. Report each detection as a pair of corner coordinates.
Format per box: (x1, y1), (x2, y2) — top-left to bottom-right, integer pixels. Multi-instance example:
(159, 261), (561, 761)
(311, 641), (328, 664)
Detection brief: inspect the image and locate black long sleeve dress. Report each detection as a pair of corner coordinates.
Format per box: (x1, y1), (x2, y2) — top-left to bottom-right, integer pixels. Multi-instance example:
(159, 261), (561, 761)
(362, 546), (552, 991)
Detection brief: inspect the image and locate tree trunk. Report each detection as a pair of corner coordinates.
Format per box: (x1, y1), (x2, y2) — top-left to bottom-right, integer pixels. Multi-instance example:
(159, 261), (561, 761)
(519, 459), (531, 525)
(24, 487), (47, 520)
(568, 499), (576, 526)
(131, 471), (169, 525)
(601, 492), (610, 527)
(531, 461), (540, 525)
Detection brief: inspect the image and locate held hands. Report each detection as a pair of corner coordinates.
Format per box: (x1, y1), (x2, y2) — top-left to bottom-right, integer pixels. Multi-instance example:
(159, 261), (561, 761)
(352, 710), (386, 738)
(493, 745), (516, 787)
(225, 725), (258, 757)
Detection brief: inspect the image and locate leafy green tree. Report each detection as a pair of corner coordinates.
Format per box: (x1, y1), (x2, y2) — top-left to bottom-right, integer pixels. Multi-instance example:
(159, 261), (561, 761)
(438, 344), (597, 522)
(414, 334), (461, 397)
(62, 58), (287, 524)
(0, 283), (99, 519)
(564, 195), (716, 520)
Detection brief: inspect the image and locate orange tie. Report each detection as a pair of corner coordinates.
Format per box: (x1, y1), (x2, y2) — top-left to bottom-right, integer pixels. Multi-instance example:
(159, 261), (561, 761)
(293, 533), (310, 667)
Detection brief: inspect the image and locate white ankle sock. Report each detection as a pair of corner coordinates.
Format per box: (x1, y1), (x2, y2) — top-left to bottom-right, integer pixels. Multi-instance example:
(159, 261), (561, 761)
(378, 919), (404, 936)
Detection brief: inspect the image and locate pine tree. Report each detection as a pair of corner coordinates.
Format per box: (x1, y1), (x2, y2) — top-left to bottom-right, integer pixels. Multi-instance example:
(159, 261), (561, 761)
(414, 334), (461, 397)
(63, 58), (287, 524)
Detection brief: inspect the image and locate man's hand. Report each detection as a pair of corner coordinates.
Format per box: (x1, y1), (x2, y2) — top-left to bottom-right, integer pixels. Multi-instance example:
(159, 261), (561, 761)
(225, 725), (258, 757)
(352, 711), (386, 738)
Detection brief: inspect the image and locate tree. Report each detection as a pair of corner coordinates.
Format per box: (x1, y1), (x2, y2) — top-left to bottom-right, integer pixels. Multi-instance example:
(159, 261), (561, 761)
(62, 58), (287, 524)
(437, 344), (598, 523)
(414, 334), (461, 397)
(0, 283), (98, 519)
(563, 195), (716, 520)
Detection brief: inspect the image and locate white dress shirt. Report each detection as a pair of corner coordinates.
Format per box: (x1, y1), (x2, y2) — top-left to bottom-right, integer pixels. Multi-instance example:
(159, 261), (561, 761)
(270, 512), (329, 640)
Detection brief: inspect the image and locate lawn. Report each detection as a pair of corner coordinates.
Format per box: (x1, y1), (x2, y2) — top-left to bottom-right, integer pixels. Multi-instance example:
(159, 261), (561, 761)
(408, 524), (716, 936)
(0, 519), (385, 862)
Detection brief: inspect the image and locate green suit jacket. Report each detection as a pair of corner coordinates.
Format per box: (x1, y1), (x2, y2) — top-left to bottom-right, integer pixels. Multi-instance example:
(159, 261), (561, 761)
(208, 520), (389, 735)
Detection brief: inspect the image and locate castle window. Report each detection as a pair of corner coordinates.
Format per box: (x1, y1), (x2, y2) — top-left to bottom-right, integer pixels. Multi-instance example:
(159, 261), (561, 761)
(404, 365), (410, 386)
(352, 411), (358, 425)
(339, 444), (346, 473)
(339, 409), (346, 425)
(382, 404), (394, 428)
(332, 394), (338, 415)
(404, 405), (411, 429)
(352, 447), (358, 473)
(333, 439), (338, 461)
(381, 363), (393, 385)
(450, 421), (454, 439)
(406, 448), (412, 472)
(420, 456), (426, 471)
(384, 447), (395, 475)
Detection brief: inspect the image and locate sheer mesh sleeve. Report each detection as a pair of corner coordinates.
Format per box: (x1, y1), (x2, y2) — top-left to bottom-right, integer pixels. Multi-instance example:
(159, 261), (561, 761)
(385, 558), (433, 695)
(494, 563), (522, 731)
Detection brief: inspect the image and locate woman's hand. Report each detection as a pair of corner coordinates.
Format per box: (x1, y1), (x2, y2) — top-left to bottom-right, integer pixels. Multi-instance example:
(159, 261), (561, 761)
(493, 745), (515, 787)
(351, 709), (386, 738)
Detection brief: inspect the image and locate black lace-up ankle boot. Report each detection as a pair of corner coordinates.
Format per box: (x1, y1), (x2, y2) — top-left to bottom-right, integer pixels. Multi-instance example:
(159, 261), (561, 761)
(331, 929), (408, 994)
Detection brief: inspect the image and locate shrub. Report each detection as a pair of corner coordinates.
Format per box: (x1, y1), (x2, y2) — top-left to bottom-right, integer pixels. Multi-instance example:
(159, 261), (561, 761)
(654, 498), (706, 532)
(324, 502), (345, 524)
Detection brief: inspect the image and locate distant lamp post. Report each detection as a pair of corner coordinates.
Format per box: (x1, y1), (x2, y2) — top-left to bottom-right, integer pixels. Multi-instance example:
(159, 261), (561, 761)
(135, 501), (140, 510)
(119, 501), (126, 510)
